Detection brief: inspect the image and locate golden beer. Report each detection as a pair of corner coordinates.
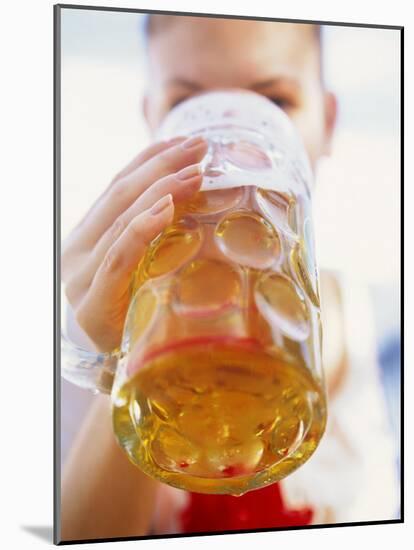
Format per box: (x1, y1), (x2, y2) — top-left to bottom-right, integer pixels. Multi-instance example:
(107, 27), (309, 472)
(111, 92), (326, 495)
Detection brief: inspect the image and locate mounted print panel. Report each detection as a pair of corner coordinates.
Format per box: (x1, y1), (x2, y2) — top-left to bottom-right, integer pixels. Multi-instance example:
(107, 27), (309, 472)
(54, 5), (402, 545)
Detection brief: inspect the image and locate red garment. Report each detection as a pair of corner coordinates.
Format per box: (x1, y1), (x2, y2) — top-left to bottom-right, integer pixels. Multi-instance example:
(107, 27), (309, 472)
(180, 483), (313, 533)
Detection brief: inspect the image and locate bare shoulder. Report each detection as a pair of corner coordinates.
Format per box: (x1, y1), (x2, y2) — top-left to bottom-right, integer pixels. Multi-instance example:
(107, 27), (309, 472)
(319, 270), (348, 398)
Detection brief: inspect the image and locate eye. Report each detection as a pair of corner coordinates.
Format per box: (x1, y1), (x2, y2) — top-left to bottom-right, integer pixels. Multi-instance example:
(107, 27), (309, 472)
(268, 97), (292, 110)
(170, 96), (190, 109)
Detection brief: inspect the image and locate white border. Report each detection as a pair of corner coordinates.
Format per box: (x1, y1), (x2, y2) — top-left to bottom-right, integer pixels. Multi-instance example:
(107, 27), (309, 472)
(1, 1), (409, 549)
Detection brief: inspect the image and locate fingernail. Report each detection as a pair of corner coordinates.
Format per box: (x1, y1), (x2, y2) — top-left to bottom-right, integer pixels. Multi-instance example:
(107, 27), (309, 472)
(181, 135), (206, 150)
(177, 164), (202, 181)
(150, 194), (173, 215)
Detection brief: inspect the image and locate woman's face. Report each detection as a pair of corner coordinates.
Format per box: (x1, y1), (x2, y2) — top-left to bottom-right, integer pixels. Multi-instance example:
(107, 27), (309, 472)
(144, 17), (336, 169)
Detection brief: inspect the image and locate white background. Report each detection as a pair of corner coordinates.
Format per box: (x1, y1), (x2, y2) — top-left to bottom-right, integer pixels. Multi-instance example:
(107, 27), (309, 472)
(0, 0), (409, 549)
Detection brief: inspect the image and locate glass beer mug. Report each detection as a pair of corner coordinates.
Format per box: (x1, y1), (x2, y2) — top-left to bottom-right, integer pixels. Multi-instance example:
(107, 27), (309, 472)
(110, 90), (326, 495)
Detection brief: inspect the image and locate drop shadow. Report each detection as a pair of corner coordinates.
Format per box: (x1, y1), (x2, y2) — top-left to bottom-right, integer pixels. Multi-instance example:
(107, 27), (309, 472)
(21, 525), (54, 543)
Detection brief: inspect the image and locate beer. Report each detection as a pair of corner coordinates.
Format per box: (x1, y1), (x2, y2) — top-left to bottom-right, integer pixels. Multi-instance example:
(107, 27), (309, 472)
(112, 183), (326, 494)
(111, 91), (326, 494)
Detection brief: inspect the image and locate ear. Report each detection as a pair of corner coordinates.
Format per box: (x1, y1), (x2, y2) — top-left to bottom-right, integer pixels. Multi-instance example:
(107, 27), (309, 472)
(322, 92), (337, 156)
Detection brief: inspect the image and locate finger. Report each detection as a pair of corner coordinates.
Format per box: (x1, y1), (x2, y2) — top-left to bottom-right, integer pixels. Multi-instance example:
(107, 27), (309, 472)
(67, 163), (202, 298)
(111, 136), (186, 183)
(75, 195), (174, 352)
(69, 137), (186, 246)
(123, 136), (207, 199)
(77, 136), (208, 248)
(73, 163), (203, 286)
(125, 163), (203, 216)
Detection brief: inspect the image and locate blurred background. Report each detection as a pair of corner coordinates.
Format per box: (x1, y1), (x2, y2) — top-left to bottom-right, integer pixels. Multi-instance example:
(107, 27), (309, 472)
(60, 9), (401, 480)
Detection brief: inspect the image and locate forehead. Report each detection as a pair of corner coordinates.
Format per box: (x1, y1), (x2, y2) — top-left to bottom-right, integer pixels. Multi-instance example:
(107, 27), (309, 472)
(147, 17), (319, 87)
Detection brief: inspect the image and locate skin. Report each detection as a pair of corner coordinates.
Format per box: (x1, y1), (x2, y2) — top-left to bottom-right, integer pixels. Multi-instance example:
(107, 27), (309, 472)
(62, 136), (208, 353)
(61, 18), (344, 541)
(144, 18), (336, 167)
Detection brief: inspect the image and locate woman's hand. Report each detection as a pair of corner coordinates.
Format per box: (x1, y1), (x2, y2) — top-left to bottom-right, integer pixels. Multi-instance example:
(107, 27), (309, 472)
(62, 135), (208, 352)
